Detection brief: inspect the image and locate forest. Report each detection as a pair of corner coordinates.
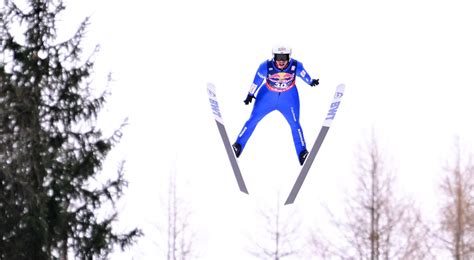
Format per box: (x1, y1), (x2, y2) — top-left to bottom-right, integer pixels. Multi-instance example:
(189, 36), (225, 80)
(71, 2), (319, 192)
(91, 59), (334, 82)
(1, 0), (474, 259)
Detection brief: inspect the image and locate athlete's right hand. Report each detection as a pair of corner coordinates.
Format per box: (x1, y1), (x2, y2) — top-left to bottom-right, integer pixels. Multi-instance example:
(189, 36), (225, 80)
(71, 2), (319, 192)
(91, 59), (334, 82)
(243, 94), (255, 105)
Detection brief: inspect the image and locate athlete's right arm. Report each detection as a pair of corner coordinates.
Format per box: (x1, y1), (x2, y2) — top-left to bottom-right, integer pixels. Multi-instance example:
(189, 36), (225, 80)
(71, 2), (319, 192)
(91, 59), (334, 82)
(247, 61), (268, 97)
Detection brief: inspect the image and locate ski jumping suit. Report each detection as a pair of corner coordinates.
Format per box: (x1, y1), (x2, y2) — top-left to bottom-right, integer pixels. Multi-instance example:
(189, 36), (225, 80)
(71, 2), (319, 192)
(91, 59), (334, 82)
(235, 58), (314, 159)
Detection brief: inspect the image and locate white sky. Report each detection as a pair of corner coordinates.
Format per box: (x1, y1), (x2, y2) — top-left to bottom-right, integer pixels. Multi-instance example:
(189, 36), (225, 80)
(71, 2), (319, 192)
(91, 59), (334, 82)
(54, 0), (474, 259)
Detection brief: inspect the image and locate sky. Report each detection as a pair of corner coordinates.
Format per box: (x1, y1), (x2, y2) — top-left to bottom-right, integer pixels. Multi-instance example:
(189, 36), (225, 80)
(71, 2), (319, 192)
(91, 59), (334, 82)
(50, 0), (474, 258)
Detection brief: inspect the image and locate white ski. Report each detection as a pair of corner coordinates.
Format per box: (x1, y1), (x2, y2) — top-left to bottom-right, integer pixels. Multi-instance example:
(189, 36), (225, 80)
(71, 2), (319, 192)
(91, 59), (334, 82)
(207, 83), (249, 194)
(285, 84), (345, 205)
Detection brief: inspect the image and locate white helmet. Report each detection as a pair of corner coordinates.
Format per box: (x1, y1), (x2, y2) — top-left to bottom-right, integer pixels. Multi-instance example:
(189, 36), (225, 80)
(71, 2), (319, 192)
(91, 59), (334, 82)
(272, 45), (292, 61)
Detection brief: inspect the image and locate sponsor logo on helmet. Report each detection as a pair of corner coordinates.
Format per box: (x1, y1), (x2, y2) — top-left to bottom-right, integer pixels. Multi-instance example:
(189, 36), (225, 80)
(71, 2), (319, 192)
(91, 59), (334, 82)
(272, 46), (291, 54)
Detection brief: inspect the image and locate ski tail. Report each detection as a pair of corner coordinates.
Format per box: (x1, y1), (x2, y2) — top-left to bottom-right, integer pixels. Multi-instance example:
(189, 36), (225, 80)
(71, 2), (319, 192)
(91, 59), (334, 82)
(285, 84), (345, 205)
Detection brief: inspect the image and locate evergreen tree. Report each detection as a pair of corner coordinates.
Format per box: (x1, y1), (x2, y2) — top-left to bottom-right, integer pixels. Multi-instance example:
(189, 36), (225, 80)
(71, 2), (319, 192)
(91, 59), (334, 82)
(0, 0), (141, 259)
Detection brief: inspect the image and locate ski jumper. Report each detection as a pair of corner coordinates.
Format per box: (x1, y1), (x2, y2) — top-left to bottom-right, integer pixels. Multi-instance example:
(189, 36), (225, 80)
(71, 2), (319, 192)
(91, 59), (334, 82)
(235, 58), (314, 159)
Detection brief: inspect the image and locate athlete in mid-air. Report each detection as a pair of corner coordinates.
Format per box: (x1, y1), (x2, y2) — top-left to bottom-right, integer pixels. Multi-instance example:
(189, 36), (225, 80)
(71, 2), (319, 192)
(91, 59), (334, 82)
(232, 46), (320, 165)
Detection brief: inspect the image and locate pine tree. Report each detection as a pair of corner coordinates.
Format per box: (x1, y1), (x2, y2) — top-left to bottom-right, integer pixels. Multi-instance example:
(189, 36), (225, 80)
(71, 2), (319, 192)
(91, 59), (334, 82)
(0, 0), (141, 259)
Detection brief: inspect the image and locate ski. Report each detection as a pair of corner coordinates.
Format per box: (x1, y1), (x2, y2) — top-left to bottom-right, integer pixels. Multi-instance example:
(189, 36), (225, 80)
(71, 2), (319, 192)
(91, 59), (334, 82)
(285, 84), (345, 205)
(207, 83), (249, 194)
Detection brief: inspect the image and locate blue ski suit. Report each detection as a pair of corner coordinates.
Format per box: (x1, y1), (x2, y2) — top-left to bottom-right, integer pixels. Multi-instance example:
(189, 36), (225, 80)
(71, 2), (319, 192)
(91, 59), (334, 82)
(235, 58), (315, 159)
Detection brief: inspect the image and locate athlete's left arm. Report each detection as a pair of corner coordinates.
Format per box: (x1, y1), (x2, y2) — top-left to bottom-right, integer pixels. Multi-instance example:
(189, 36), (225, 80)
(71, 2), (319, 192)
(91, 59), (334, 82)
(295, 61), (314, 85)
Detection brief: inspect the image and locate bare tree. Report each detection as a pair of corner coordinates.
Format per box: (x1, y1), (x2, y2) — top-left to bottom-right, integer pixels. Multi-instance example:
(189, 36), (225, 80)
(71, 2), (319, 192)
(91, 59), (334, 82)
(438, 138), (474, 259)
(247, 195), (302, 260)
(164, 170), (197, 260)
(309, 132), (433, 259)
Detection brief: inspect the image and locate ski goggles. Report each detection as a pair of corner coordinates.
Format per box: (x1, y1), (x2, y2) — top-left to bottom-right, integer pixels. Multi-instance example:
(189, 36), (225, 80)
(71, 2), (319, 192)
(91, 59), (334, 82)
(274, 54), (290, 61)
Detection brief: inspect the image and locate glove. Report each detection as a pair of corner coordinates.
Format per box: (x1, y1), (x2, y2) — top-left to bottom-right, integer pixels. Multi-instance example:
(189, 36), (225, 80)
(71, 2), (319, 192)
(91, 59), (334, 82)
(310, 79), (319, 87)
(243, 94), (255, 105)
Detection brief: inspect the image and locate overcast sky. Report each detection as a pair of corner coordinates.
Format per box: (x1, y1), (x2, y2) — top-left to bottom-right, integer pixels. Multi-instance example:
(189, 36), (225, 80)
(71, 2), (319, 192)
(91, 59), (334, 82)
(55, 0), (474, 258)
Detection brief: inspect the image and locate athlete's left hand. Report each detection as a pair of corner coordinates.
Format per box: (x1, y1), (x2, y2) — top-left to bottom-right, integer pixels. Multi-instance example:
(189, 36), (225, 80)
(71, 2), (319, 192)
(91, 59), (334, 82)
(310, 79), (319, 87)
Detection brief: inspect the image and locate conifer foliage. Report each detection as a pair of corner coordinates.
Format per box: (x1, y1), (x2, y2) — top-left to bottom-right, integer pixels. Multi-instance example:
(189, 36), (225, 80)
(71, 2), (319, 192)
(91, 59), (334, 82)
(0, 0), (141, 259)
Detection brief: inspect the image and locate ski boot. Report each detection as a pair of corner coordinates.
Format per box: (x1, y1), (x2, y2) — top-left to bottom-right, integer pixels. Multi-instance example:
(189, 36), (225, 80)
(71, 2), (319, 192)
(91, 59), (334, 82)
(232, 143), (242, 158)
(299, 149), (309, 166)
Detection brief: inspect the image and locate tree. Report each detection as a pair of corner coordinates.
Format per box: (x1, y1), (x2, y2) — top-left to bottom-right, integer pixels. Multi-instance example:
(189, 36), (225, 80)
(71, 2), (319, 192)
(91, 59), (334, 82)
(0, 0), (141, 259)
(438, 138), (474, 259)
(247, 195), (302, 260)
(309, 133), (433, 259)
(164, 170), (197, 260)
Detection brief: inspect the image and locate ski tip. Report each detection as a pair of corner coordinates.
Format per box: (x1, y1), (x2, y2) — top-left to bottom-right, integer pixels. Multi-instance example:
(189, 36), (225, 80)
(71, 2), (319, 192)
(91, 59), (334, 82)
(336, 83), (345, 92)
(207, 83), (217, 98)
(207, 82), (216, 90)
